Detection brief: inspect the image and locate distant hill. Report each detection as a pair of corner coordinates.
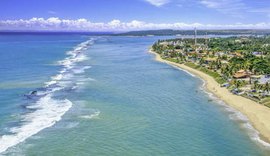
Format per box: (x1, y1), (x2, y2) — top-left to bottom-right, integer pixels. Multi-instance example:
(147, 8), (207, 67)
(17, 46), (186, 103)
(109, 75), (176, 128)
(115, 29), (270, 36)
(2, 30), (270, 36)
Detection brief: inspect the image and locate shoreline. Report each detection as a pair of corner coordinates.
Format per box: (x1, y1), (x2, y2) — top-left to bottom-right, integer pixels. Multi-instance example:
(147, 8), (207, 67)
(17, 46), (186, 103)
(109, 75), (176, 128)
(149, 49), (270, 146)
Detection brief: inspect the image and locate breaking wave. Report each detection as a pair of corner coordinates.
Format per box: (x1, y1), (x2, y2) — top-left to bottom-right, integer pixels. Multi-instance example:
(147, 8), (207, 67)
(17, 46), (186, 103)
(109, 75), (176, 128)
(199, 79), (270, 148)
(0, 38), (95, 153)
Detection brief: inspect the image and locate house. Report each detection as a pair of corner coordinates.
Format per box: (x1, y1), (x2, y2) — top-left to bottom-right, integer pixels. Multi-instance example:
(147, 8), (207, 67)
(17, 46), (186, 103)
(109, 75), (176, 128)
(221, 60), (229, 64)
(221, 83), (230, 87)
(235, 53), (243, 57)
(252, 51), (263, 57)
(233, 70), (249, 79)
(258, 75), (270, 84)
(250, 75), (261, 81)
(204, 57), (217, 64)
(215, 52), (226, 57)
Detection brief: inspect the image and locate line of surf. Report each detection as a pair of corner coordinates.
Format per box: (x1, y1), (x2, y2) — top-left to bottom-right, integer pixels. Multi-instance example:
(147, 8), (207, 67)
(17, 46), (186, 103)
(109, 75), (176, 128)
(0, 38), (95, 154)
(199, 79), (270, 148)
(149, 49), (270, 148)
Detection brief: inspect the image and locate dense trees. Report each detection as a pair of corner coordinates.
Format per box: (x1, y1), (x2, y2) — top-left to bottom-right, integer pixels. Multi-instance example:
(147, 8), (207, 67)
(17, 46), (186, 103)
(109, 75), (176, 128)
(154, 37), (270, 75)
(152, 36), (270, 104)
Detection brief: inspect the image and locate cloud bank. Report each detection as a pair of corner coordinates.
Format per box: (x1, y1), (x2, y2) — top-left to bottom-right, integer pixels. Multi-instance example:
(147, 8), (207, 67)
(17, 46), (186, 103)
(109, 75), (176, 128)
(145, 0), (170, 7)
(0, 17), (270, 31)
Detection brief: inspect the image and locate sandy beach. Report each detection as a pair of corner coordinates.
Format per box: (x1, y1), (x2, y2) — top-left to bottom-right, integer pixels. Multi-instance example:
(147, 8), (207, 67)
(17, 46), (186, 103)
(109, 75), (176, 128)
(149, 49), (270, 145)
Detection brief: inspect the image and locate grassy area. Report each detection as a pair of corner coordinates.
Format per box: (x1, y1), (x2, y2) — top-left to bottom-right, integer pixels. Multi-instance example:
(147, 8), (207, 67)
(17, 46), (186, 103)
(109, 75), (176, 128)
(163, 57), (185, 64)
(265, 103), (270, 108)
(242, 94), (260, 103)
(165, 58), (179, 63)
(261, 97), (270, 108)
(184, 62), (226, 84)
(155, 52), (227, 84)
(184, 62), (199, 69)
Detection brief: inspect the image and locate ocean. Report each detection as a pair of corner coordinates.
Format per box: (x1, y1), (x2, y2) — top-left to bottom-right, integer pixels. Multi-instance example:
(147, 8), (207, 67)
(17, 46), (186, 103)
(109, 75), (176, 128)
(0, 34), (269, 155)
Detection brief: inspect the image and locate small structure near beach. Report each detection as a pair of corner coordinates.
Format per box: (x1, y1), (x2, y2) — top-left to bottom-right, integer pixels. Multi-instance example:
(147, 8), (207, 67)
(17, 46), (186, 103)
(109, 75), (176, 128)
(252, 51), (263, 57)
(204, 57), (217, 64)
(258, 75), (270, 84)
(233, 70), (249, 79)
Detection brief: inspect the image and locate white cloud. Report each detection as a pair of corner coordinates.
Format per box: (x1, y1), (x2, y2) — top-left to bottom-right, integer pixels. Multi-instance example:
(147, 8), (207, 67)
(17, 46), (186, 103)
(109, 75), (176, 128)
(145, 0), (170, 7)
(48, 10), (57, 14)
(0, 17), (270, 31)
(200, 0), (246, 17)
(108, 19), (122, 28)
(248, 8), (270, 18)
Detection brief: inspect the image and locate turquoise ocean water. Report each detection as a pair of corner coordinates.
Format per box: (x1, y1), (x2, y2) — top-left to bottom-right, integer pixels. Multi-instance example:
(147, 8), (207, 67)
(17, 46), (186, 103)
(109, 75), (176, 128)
(0, 34), (270, 155)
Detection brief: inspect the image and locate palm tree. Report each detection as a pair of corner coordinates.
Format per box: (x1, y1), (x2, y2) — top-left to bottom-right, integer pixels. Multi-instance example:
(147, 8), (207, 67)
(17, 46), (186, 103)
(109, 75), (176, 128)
(253, 80), (259, 91)
(199, 57), (205, 65)
(264, 82), (270, 93)
(235, 80), (241, 89)
(216, 59), (222, 69)
(222, 67), (231, 79)
(243, 60), (251, 71)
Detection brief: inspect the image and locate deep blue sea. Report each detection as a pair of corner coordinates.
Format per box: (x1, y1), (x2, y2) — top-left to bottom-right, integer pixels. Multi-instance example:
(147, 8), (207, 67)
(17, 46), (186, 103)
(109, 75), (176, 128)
(0, 34), (269, 155)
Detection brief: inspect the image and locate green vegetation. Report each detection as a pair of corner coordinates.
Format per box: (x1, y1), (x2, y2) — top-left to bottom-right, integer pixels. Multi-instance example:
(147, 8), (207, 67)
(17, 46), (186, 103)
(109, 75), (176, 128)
(165, 57), (180, 63)
(152, 35), (270, 103)
(261, 97), (270, 108)
(184, 62), (226, 84)
(116, 29), (270, 36)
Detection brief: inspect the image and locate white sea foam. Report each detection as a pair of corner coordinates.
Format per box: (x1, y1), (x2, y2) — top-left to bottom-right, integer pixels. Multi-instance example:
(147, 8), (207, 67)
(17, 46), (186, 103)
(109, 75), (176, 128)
(44, 80), (57, 86)
(171, 64), (195, 77)
(79, 111), (100, 120)
(0, 95), (72, 153)
(62, 122), (79, 129)
(199, 78), (270, 148)
(0, 38), (95, 154)
(72, 66), (91, 74)
(51, 74), (64, 81)
(183, 73), (270, 148)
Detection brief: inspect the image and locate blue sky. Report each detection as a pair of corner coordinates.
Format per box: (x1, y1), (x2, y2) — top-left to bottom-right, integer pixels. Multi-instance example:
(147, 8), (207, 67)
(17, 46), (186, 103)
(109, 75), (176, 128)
(0, 0), (270, 31)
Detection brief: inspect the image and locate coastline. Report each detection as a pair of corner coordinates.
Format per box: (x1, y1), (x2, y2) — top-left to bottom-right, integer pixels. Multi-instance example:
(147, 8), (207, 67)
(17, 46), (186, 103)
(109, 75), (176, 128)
(149, 49), (270, 146)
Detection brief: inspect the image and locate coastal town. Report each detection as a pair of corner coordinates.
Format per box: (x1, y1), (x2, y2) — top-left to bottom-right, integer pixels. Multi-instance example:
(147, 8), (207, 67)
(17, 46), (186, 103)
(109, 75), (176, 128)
(152, 35), (270, 107)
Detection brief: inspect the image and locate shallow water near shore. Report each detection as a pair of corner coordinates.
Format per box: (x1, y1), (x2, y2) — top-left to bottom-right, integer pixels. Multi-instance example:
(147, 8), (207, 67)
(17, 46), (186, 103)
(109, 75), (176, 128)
(0, 35), (270, 155)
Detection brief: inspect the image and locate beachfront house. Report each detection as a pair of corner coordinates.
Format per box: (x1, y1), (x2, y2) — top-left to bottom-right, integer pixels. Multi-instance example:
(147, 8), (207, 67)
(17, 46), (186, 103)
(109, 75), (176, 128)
(258, 75), (270, 85)
(233, 70), (249, 79)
